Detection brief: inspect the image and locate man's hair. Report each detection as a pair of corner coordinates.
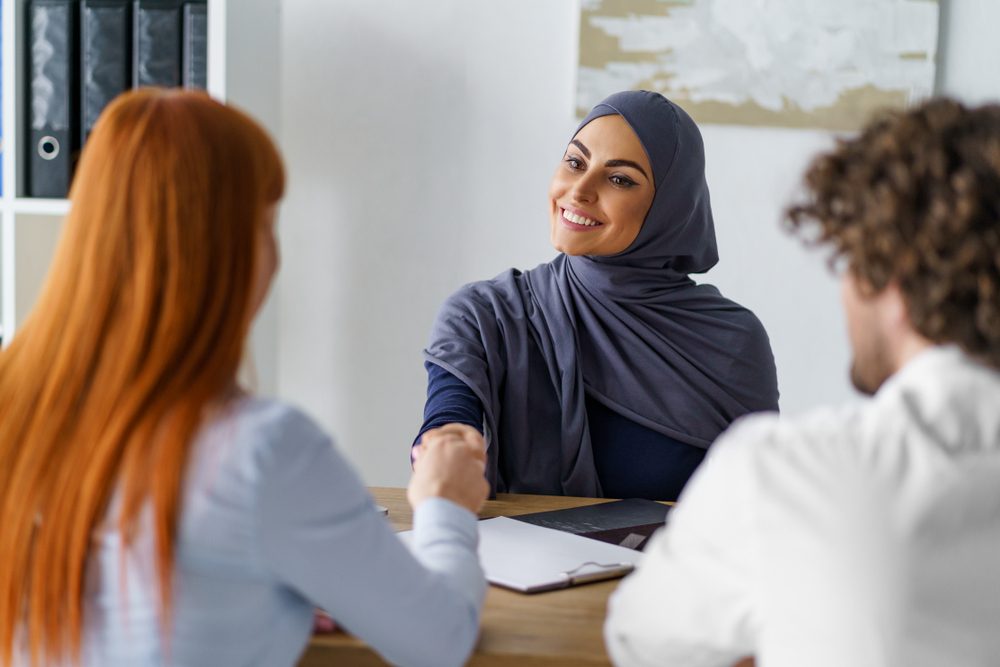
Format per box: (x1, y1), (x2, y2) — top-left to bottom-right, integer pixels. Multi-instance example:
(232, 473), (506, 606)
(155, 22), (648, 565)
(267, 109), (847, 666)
(787, 98), (1000, 368)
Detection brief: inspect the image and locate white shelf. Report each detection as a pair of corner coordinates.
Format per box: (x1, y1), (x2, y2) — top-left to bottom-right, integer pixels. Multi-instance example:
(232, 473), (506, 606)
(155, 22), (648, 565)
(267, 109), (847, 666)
(11, 198), (72, 216)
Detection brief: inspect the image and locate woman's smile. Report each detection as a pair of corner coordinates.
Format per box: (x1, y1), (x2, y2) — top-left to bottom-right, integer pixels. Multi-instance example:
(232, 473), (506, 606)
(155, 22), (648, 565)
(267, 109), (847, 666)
(559, 206), (605, 230)
(548, 114), (654, 256)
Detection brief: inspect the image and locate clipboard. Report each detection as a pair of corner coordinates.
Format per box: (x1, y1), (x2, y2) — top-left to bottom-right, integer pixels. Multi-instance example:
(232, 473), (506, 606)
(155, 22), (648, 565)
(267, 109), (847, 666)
(477, 517), (642, 593)
(399, 516), (643, 594)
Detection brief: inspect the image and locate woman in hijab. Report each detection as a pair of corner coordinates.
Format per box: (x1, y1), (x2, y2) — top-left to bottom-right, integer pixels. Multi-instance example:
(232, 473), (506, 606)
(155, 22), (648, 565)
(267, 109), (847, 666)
(415, 90), (779, 500)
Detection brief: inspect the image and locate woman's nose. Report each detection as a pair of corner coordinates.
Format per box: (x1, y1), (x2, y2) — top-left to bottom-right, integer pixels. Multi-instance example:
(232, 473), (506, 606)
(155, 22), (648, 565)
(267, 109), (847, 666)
(570, 175), (598, 204)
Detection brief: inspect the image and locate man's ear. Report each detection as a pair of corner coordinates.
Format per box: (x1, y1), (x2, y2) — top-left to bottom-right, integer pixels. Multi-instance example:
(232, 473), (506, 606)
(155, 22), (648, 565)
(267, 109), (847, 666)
(879, 280), (934, 366)
(850, 271), (880, 300)
(880, 282), (911, 330)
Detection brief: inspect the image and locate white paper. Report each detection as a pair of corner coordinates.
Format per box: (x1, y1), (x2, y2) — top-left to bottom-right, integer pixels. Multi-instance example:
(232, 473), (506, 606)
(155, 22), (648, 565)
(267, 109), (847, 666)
(400, 516), (644, 593)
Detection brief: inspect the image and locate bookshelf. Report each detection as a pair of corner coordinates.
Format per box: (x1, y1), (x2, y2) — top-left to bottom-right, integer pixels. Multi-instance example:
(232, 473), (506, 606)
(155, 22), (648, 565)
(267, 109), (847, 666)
(0, 0), (282, 390)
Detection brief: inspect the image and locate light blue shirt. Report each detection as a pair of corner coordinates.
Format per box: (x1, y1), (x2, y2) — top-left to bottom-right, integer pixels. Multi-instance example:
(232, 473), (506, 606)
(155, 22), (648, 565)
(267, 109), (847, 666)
(79, 397), (486, 667)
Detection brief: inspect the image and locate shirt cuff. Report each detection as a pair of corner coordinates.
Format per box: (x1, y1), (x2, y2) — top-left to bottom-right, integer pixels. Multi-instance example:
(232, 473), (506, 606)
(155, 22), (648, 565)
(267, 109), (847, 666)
(412, 497), (479, 551)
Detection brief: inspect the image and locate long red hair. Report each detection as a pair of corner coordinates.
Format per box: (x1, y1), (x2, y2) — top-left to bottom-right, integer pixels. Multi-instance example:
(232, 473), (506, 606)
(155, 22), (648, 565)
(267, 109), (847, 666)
(0, 89), (285, 666)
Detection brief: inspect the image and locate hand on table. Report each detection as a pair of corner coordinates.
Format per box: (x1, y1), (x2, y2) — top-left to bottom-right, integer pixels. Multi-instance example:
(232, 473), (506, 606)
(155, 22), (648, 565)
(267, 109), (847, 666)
(408, 424), (488, 515)
(313, 608), (337, 634)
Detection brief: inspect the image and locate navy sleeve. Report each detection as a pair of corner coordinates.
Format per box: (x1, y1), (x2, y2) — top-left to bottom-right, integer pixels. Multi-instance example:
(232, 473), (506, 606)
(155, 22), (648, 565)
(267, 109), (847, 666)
(414, 362), (484, 446)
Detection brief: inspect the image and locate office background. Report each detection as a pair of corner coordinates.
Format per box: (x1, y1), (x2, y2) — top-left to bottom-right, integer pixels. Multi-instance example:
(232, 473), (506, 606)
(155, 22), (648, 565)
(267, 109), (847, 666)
(9, 1), (999, 487)
(263, 0), (998, 486)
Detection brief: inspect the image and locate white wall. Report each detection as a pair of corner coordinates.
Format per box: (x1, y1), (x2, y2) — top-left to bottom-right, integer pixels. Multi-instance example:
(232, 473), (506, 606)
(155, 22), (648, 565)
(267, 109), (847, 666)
(221, 0), (284, 396)
(936, 0), (1000, 105)
(276, 0), (1000, 486)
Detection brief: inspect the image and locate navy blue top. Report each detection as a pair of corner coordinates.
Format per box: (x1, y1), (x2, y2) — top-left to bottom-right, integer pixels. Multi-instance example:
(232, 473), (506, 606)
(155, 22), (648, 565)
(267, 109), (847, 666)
(415, 363), (705, 501)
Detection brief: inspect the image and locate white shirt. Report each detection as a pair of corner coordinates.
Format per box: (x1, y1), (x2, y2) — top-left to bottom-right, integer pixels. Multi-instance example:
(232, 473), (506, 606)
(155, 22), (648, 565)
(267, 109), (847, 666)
(78, 397), (486, 667)
(605, 346), (1000, 667)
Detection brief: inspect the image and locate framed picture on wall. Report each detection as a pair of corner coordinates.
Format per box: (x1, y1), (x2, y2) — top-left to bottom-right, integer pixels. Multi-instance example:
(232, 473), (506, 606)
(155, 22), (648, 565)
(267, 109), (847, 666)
(577, 0), (940, 130)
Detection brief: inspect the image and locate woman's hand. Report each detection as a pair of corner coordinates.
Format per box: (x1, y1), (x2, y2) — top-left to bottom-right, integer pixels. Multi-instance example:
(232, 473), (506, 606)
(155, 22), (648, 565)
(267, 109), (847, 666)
(408, 424), (488, 514)
(312, 608), (337, 634)
(411, 423), (485, 464)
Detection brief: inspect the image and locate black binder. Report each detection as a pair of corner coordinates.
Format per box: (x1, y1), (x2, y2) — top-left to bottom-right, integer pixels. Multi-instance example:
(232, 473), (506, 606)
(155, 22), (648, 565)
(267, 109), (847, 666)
(27, 0), (79, 198)
(512, 498), (672, 551)
(133, 0), (182, 87)
(182, 2), (207, 90)
(81, 0), (131, 141)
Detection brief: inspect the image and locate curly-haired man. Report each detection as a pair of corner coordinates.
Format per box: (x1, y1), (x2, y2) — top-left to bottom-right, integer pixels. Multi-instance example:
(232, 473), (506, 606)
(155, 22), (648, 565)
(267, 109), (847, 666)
(604, 98), (1000, 667)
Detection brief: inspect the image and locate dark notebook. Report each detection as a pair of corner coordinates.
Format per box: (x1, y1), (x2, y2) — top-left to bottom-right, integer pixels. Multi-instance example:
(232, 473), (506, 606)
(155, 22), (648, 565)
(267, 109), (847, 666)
(27, 0), (79, 197)
(181, 2), (207, 89)
(133, 0), (182, 88)
(512, 498), (671, 551)
(82, 0), (132, 142)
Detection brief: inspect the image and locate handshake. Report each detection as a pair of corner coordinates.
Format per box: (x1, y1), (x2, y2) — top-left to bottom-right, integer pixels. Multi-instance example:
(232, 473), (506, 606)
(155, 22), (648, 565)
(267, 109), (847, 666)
(409, 424), (490, 515)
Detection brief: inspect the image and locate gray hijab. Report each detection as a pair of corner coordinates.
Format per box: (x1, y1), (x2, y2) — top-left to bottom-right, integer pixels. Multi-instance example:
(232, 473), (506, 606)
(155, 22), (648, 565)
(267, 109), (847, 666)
(425, 90), (778, 496)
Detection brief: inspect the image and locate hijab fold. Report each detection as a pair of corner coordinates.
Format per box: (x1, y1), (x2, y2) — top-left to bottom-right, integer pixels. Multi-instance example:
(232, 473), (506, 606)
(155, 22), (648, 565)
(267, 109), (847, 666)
(426, 91), (778, 496)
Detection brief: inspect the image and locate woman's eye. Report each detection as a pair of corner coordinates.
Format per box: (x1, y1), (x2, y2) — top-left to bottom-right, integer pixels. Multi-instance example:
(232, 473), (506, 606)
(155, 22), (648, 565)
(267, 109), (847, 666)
(564, 156), (584, 170)
(610, 175), (637, 187)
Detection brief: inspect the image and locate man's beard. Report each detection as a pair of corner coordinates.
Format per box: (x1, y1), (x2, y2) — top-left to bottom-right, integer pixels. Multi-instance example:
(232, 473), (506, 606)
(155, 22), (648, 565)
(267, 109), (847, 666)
(850, 361), (880, 396)
(849, 335), (893, 396)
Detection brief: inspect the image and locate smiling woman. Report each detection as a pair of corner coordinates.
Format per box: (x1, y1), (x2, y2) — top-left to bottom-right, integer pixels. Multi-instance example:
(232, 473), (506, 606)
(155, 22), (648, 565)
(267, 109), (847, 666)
(414, 90), (780, 501)
(549, 114), (655, 256)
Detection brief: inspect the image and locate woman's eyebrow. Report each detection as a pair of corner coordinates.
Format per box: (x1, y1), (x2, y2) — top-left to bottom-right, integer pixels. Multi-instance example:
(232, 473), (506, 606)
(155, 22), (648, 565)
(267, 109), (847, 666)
(570, 139), (591, 158)
(569, 139), (650, 181)
(605, 159), (649, 181)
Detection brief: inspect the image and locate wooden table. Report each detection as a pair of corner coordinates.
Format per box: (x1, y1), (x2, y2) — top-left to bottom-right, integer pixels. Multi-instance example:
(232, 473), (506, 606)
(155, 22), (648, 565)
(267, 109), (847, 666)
(299, 487), (623, 667)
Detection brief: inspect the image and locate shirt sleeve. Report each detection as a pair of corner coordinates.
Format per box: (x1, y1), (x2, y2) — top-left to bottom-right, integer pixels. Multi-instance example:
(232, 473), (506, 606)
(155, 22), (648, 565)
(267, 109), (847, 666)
(414, 361), (485, 445)
(604, 418), (767, 667)
(253, 411), (486, 667)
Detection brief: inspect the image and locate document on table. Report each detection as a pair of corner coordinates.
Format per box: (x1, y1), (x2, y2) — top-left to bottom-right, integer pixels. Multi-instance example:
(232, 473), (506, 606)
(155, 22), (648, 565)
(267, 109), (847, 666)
(399, 516), (643, 594)
(512, 498), (671, 550)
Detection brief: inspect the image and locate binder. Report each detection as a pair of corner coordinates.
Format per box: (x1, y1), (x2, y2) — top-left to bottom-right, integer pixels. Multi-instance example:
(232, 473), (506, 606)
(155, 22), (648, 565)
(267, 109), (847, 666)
(133, 0), (182, 87)
(512, 498), (671, 551)
(181, 2), (207, 89)
(27, 0), (79, 198)
(81, 0), (131, 141)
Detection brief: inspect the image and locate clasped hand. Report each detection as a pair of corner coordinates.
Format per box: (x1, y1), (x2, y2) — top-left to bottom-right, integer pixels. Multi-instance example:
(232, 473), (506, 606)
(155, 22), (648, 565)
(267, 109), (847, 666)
(409, 424), (488, 514)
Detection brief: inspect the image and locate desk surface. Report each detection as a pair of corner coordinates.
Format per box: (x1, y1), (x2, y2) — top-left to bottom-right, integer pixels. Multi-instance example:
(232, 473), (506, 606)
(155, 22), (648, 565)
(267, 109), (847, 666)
(299, 487), (621, 667)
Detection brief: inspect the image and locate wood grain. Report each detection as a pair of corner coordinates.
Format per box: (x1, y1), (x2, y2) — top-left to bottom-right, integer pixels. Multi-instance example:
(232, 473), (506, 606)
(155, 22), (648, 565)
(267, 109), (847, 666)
(299, 488), (622, 667)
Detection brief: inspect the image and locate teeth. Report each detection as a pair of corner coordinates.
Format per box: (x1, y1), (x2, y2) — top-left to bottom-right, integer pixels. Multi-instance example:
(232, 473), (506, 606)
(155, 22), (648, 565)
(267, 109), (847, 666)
(563, 209), (600, 226)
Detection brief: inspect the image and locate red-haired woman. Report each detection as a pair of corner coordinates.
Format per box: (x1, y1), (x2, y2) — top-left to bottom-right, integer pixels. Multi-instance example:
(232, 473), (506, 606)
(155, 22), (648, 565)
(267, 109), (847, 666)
(0, 89), (488, 667)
